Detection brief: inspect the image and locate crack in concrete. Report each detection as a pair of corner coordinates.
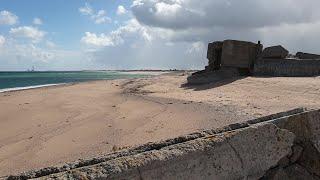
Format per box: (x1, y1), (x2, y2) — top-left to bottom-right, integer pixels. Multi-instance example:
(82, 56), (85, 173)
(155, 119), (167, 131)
(227, 140), (244, 170)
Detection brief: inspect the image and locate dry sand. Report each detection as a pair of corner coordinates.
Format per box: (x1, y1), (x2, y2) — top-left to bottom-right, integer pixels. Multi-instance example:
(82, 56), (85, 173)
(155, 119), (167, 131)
(0, 72), (320, 176)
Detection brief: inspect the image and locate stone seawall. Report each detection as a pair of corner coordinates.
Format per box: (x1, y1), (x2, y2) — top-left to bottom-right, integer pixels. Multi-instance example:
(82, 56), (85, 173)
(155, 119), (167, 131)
(4, 108), (320, 180)
(254, 58), (320, 77)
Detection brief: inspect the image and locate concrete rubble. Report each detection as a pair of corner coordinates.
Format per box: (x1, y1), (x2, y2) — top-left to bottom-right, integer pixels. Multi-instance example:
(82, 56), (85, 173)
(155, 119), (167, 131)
(4, 108), (320, 180)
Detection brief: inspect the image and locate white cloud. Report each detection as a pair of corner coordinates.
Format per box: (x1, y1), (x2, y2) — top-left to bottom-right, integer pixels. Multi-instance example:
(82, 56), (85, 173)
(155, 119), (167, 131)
(0, 10), (18, 25)
(33, 17), (43, 25)
(187, 41), (206, 54)
(5, 0), (320, 71)
(132, 0), (320, 29)
(79, 3), (93, 15)
(80, 18), (207, 70)
(92, 10), (111, 24)
(10, 26), (46, 43)
(84, 38), (206, 70)
(113, 19), (152, 42)
(0, 35), (5, 46)
(128, 0), (320, 54)
(0, 37), (97, 71)
(46, 40), (56, 48)
(81, 19), (152, 47)
(81, 32), (115, 47)
(1, 42), (54, 63)
(79, 3), (111, 24)
(80, 0), (320, 70)
(21, 44), (54, 62)
(117, 5), (127, 15)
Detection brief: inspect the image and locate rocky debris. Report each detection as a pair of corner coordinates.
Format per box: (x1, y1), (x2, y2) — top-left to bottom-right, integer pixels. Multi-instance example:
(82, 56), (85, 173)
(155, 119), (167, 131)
(4, 108), (320, 180)
(296, 52), (320, 60)
(261, 45), (289, 59)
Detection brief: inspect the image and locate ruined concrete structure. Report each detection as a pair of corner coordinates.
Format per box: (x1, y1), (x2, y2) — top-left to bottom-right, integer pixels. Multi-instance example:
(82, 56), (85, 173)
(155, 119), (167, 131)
(188, 39), (320, 84)
(5, 108), (320, 180)
(205, 40), (262, 73)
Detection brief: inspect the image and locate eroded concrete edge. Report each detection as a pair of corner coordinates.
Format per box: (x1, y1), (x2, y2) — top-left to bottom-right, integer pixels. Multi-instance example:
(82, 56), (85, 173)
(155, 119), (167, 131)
(51, 124), (295, 180)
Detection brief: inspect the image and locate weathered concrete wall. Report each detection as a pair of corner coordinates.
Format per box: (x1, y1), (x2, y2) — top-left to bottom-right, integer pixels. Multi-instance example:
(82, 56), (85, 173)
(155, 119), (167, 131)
(206, 41), (223, 71)
(254, 58), (320, 77)
(221, 40), (261, 69)
(5, 108), (320, 180)
(296, 52), (320, 60)
(205, 40), (262, 72)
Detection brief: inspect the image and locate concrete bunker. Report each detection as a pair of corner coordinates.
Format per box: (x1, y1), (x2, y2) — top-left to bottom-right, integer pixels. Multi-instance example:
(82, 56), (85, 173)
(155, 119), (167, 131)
(188, 39), (320, 84)
(205, 40), (262, 74)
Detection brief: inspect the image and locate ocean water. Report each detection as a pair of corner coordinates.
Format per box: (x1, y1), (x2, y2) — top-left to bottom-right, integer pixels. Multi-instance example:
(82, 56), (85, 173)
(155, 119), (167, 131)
(0, 71), (149, 92)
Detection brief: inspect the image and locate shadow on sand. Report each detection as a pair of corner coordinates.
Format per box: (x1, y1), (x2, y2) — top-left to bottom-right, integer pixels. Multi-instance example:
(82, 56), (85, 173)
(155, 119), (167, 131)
(181, 76), (246, 91)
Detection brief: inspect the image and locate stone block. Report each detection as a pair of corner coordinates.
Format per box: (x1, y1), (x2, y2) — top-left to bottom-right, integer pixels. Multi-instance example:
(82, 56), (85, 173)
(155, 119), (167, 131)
(262, 45), (289, 59)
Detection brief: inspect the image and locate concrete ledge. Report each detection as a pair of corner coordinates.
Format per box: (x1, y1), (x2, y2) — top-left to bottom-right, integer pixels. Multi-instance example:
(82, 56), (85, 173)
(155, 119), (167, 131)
(254, 58), (320, 77)
(53, 124), (294, 180)
(4, 108), (320, 180)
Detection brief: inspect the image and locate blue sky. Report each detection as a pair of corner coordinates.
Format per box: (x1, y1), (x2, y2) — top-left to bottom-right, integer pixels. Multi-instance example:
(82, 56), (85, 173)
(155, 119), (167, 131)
(0, 0), (131, 50)
(0, 0), (320, 71)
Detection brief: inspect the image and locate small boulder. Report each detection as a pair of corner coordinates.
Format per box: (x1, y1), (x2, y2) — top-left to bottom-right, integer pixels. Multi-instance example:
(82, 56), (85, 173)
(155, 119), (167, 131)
(262, 45), (289, 59)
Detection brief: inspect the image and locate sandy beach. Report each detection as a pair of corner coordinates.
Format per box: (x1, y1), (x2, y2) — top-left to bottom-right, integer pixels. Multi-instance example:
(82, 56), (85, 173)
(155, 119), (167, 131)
(1, 72), (320, 176)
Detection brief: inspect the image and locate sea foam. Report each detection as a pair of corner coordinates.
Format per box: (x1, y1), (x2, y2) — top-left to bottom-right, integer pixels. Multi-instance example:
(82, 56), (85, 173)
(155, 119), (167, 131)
(0, 84), (64, 93)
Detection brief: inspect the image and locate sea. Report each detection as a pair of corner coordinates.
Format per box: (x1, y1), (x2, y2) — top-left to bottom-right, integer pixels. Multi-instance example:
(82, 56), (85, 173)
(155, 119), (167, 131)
(0, 71), (150, 93)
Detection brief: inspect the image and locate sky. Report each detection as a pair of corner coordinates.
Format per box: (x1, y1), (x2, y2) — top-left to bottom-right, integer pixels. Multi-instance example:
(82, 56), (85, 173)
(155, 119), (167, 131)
(0, 0), (320, 71)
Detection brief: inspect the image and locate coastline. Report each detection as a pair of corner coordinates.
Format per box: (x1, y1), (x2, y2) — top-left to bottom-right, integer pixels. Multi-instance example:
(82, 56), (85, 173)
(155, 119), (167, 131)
(0, 72), (319, 176)
(0, 83), (65, 93)
(0, 70), (170, 93)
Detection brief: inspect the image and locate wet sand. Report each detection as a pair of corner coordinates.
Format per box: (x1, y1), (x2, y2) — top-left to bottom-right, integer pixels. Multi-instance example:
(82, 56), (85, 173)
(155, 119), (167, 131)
(0, 72), (320, 176)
